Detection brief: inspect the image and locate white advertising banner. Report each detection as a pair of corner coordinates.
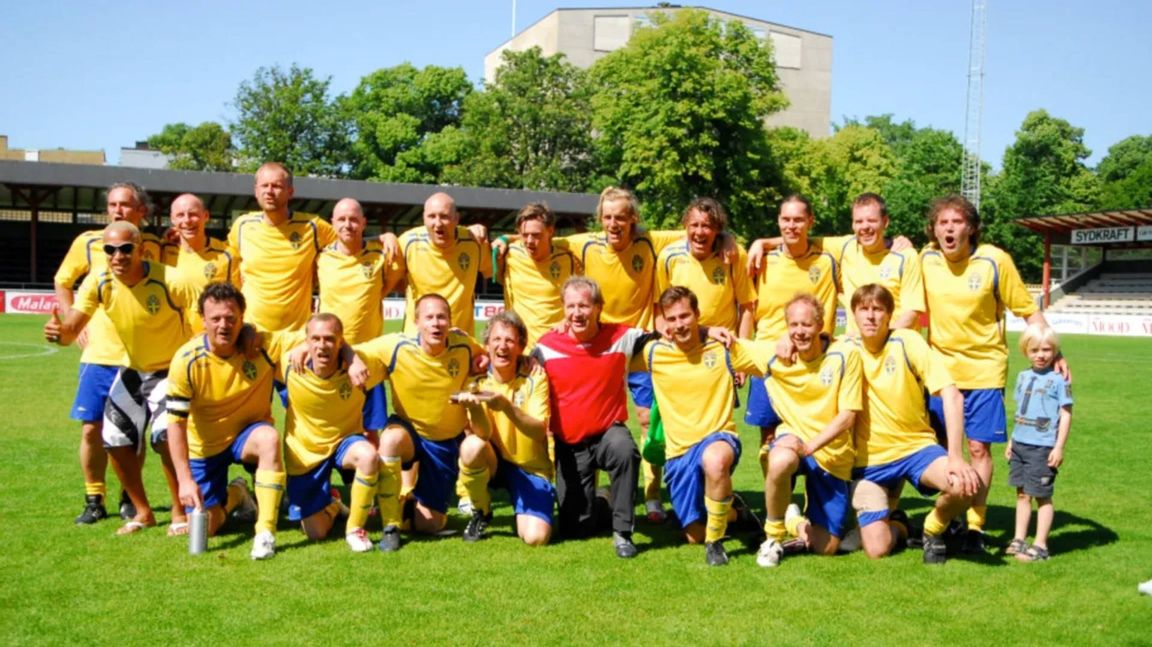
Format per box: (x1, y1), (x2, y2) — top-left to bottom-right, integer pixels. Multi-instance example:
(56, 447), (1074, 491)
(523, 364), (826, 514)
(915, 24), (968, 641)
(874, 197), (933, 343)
(1070, 226), (1134, 245)
(1136, 225), (1152, 242)
(4, 291), (59, 314)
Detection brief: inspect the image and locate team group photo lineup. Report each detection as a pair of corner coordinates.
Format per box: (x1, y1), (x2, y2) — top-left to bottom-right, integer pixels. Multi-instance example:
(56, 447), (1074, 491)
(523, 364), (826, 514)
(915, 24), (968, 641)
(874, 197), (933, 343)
(41, 160), (1077, 568)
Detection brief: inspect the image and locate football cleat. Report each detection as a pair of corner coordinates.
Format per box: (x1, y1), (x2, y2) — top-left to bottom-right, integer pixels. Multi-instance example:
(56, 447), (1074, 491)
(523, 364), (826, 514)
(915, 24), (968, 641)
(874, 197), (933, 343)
(250, 531), (276, 560)
(705, 540), (729, 566)
(756, 538), (784, 567)
(75, 494), (108, 525)
(345, 528), (373, 553)
(463, 509), (491, 542)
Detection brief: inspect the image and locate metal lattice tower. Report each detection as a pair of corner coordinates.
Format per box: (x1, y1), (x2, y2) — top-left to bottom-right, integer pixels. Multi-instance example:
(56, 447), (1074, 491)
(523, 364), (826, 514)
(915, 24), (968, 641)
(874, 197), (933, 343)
(961, 0), (988, 209)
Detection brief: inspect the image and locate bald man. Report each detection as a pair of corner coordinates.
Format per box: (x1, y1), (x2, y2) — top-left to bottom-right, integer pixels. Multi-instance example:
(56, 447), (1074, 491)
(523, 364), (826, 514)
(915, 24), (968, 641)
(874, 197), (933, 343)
(392, 192), (492, 335)
(169, 193), (240, 334)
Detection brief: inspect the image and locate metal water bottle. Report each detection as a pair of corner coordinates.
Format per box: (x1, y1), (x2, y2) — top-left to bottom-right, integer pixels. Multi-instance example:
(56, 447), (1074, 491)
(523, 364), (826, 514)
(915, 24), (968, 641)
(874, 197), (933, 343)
(189, 508), (208, 555)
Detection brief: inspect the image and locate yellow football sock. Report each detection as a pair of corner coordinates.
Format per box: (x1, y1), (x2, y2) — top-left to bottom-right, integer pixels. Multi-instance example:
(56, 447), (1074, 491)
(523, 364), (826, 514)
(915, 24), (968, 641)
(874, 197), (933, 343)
(253, 469), (286, 535)
(377, 457), (402, 528)
(923, 508), (949, 537)
(966, 505), (987, 532)
(785, 512), (806, 538)
(643, 459), (661, 502)
(348, 469), (377, 531)
(460, 465), (491, 514)
(85, 481), (107, 498)
(763, 518), (787, 542)
(758, 444), (770, 477)
(704, 496), (733, 543)
(455, 474), (468, 501)
(224, 480), (246, 514)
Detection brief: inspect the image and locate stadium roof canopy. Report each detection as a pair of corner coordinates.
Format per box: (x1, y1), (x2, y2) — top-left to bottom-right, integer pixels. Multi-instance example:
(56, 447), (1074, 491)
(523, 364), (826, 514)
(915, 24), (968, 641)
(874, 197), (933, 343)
(0, 159), (600, 231)
(1014, 208), (1152, 241)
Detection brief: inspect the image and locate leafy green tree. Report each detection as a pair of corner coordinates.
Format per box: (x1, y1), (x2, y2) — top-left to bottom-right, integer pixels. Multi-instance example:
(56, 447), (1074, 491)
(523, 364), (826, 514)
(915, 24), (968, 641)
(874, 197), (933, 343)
(1097, 135), (1152, 209)
(230, 64), (351, 176)
(588, 9), (787, 237)
(986, 109), (1101, 280)
(439, 47), (596, 192)
(341, 63), (472, 182)
(146, 122), (234, 172)
(805, 125), (898, 234)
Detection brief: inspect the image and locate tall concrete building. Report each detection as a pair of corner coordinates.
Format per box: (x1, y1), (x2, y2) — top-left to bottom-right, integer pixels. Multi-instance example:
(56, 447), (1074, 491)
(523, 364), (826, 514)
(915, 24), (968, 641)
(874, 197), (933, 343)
(484, 5), (832, 138)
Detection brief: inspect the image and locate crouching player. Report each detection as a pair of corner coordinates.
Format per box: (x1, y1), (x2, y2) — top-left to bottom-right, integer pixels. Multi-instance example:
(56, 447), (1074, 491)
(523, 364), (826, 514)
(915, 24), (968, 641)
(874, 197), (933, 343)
(638, 287), (766, 566)
(455, 311), (554, 546)
(356, 294), (485, 552)
(849, 284), (982, 564)
(744, 294), (862, 568)
(283, 313), (382, 553)
(166, 283), (287, 560)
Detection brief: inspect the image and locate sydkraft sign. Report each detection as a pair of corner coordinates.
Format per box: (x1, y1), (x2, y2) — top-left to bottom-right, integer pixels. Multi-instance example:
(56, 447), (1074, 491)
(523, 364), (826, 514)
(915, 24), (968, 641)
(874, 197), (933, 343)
(1071, 226), (1134, 245)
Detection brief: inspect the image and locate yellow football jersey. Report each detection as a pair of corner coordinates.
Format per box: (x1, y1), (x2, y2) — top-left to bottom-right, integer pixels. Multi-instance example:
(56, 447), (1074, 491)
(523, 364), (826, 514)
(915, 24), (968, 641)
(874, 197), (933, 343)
(850, 330), (953, 467)
(470, 364), (552, 479)
(395, 226), (492, 335)
(317, 241), (388, 344)
(824, 235), (925, 336)
(760, 338), (862, 481)
(74, 261), (196, 372)
(281, 353), (385, 475)
(640, 337), (767, 459)
(171, 237), (239, 334)
(564, 229), (681, 329)
(227, 211), (336, 332)
(54, 230), (172, 366)
(920, 243), (1037, 389)
(166, 331), (295, 459)
(500, 239), (580, 347)
(355, 330), (484, 441)
(754, 243), (839, 342)
(656, 240), (756, 331)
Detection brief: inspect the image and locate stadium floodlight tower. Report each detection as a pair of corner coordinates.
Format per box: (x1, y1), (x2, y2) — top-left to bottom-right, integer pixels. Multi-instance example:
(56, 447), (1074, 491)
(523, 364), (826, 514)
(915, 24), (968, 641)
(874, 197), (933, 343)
(961, 0), (988, 210)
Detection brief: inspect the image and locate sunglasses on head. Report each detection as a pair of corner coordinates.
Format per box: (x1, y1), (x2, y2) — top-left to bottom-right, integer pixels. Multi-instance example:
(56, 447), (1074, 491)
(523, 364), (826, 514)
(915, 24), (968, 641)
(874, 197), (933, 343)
(103, 243), (136, 256)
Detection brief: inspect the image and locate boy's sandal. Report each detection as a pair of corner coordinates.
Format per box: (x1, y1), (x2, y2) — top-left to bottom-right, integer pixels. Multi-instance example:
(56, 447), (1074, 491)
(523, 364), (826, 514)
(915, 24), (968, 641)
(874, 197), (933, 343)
(1006, 538), (1028, 556)
(1016, 545), (1049, 562)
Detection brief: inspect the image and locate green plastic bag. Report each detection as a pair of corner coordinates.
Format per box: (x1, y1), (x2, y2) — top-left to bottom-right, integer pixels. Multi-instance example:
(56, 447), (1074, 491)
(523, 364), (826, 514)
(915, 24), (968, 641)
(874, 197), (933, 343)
(641, 398), (666, 466)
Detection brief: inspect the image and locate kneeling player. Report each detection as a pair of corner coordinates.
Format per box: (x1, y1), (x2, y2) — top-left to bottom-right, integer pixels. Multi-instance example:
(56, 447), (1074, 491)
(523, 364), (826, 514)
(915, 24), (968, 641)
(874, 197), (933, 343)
(455, 311), (554, 546)
(849, 284), (981, 564)
(639, 287), (767, 566)
(283, 313), (382, 553)
(358, 294), (485, 552)
(746, 294), (861, 567)
(167, 283), (288, 560)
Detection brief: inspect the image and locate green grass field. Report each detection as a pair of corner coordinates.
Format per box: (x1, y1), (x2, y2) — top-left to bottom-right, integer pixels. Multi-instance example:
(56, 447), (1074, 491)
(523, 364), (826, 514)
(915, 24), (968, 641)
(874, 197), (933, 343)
(1, 313), (1149, 644)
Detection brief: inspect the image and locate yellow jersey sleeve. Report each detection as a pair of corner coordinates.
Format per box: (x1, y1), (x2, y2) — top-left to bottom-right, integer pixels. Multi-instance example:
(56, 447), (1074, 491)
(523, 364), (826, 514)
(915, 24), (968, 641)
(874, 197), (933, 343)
(897, 250), (926, 315)
(56, 233), (128, 365)
(728, 338), (770, 377)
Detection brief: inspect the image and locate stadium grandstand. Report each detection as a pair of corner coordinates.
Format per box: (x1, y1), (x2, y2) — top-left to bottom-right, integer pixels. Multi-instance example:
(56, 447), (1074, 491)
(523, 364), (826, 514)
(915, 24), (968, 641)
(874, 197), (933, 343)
(1015, 209), (1152, 336)
(0, 159), (599, 289)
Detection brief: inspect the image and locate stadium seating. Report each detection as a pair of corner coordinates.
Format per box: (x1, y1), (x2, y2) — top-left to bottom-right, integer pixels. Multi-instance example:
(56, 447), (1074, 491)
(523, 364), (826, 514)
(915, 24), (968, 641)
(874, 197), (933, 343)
(1047, 273), (1152, 315)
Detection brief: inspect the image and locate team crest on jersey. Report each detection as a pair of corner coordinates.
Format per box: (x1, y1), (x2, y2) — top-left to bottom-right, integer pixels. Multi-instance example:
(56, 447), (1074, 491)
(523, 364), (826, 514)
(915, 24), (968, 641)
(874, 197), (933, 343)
(513, 389), (526, 408)
(242, 360), (257, 380)
(203, 262), (217, 280)
(703, 351), (717, 369)
(549, 261), (561, 280)
(145, 294), (161, 315)
(339, 380), (352, 400)
(459, 253), (471, 271)
(884, 355), (897, 375)
(968, 273), (982, 291)
(632, 255), (644, 272)
(711, 267), (726, 285)
(819, 365), (834, 386)
(361, 262), (374, 279)
(447, 358), (461, 377)
(289, 232), (302, 250)
(879, 265), (893, 280)
(808, 266), (821, 284)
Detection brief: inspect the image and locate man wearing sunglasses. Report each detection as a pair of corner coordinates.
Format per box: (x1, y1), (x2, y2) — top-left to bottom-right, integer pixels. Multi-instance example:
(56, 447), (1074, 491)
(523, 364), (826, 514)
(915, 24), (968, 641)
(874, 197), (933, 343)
(53, 183), (176, 526)
(45, 221), (196, 535)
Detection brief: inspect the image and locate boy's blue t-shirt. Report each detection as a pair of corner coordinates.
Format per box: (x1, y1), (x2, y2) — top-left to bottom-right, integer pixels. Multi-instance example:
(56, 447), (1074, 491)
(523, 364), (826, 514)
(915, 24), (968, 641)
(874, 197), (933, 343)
(1010, 368), (1073, 447)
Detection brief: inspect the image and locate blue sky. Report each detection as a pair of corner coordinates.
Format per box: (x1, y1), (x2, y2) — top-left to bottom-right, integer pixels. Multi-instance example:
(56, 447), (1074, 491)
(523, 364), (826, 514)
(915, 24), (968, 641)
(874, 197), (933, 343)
(1, 1), (1148, 169)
